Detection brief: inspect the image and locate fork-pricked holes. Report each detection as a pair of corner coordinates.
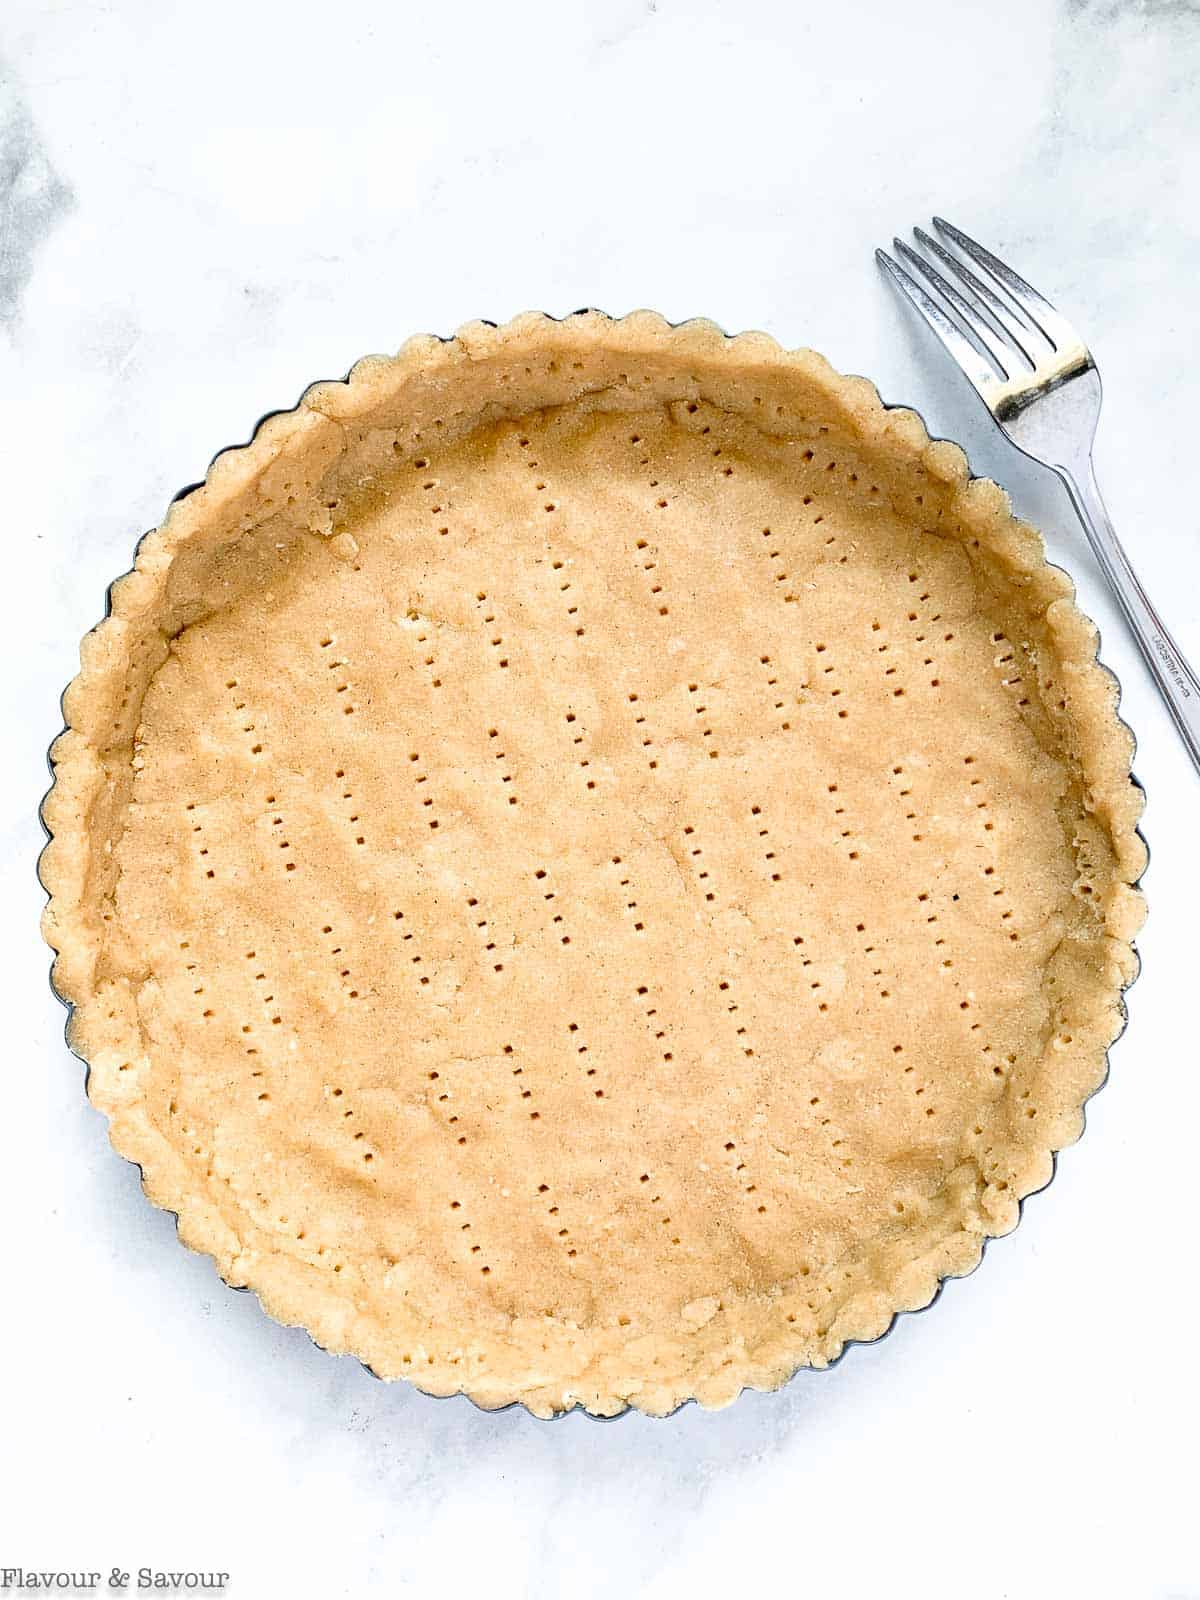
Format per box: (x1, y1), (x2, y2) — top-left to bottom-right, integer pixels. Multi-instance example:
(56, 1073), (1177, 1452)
(720, 1138), (769, 1217)
(632, 536), (670, 619)
(851, 916), (894, 1009)
(407, 615), (445, 695)
(961, 753), (1019, 943)
(427, 1065), (474, 1155)
(503, 1042), (543, 1127)
(812, 640), (850, 725)
(888, 1034), (934, 1122)
(242, 767), (298, 880)
(331, 765), (368, 855)
(989, 626), (1032, 709)
(414, 454), (452, 538)
(628, 429), (673, 520)
(713, 444), (735, 482)
(464, 887), (508, 974)
(536, 1174), (580, 1261)
(633, 981), (675, 1066)
(184, 800), (219, 886)
(789, 930), (831, 1017)
(406, 749), (442, 834)
(808, 1095), (862, 1185)
(758, 524), (799, 604)
(225, 674), (273, 760)
(568, 1020), (606, 1105)
(874, 580), (951, 743)
(389, 905), (433, 988)
(907, 797), (998, 1064)
(913, 872), (1003, 1085)
(756, 653), (808, 735)
(171, 936), (219, 1086)
(891, 611), (967, 701)
(548, 555), (587, 641)
(1071, 826), (1106, 906)
(810, 452), (884, 512)
(473, 587), (512, 673)
(444, 1196), (489, 1280)
(238, 943), (285, 1107)
(606, 853), (646, 936)
(163, 1001), (214, 1168)
(108, 631), (160, 744)
(518, 429), (561, 522)
(626, 689), (668, 772)
(825, 780), (862, 867)
(685, 679), (721, 761)
(562, 708), (600, 792)
(485, 724), (520, 808)
(436, 1115), (494, 1280)
(464, 601), (521, 812)
(639, 1172), (684, 1251)
(174, 925), (212, 1034)
(323, 1079), (377, 1169)
(749, 803), (782, 885)
(1036, 659), (1071, 720)
(680, 822), (715, 905)
(885, 756), (933, 862)
(802, 475), (858, 570)
(320, 913), (364, 1009)
(533, 865), (573, 946)
(716, 976), (756, 1061)
(318, 633), (361, 721)
(316, 632), (365, 716)
(929, 857), (995, 1076)
(914, 884), (955, 987)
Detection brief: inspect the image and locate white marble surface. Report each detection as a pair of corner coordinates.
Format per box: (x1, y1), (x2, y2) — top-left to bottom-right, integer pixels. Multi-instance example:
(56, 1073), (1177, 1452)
(5, 0), (1199, 1594)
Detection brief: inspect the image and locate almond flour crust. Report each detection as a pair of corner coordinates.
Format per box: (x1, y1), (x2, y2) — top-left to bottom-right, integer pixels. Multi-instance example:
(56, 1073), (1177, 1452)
(41, 312), (1145, 1417)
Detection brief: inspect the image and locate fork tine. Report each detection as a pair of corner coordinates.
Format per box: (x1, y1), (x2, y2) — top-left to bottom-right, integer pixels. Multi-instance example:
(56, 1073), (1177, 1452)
(892, 237), (1015, 379)
(875, 248), (1000, 397)
(931, 218), (1075, 351)
(911, 227), (1037, 364)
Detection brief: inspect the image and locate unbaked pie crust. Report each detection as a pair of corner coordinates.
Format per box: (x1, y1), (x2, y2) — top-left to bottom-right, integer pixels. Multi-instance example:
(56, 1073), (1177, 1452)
(41, 312), (1145, 1416)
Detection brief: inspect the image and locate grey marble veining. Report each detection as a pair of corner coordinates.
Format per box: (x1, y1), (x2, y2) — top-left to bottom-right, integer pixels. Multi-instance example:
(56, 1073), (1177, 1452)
(0, 56), (70, 322)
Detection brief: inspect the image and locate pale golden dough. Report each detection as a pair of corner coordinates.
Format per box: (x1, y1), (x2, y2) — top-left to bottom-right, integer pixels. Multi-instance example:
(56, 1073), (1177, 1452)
(41, 314), (1144, 1416)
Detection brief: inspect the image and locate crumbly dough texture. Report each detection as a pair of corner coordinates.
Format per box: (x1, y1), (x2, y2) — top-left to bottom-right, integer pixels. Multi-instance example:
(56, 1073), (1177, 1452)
(42, 312), (1145, 1416)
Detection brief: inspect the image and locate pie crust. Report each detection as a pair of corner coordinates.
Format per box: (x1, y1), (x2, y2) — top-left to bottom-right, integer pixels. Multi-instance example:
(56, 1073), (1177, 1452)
(41, 311), (1146, 1416)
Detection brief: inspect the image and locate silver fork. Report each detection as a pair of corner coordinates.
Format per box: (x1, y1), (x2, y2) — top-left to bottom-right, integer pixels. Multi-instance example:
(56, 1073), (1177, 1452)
(878, 217), (1200, 775)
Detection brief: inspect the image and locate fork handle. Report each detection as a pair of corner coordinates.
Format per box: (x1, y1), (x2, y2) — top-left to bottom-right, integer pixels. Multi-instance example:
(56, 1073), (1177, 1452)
(1059, 459), (1200, 775)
